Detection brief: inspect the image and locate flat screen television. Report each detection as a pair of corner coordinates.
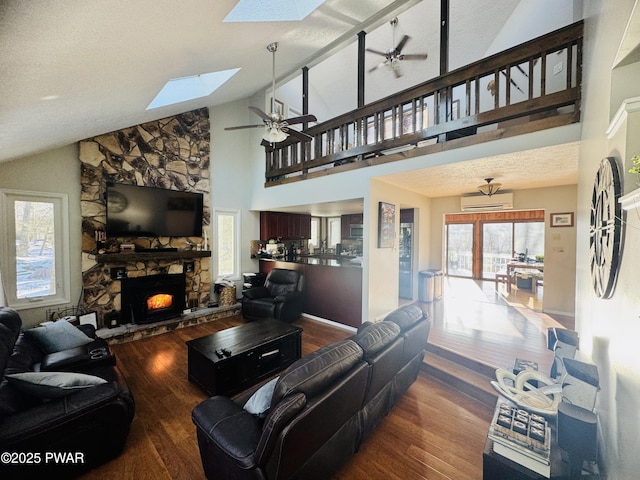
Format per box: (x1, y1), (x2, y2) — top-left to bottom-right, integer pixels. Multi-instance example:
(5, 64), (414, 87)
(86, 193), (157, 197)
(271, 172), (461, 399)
(105, 182), (204, 238)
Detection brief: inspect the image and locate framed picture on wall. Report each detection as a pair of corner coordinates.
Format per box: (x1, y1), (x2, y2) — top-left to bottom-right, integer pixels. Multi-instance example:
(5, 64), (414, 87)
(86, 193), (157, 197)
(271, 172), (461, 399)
(79, 311), (98, 328)
(270, 98), (284, 116)
(378, 201), (396, 248)
(550, 212), (574, 227)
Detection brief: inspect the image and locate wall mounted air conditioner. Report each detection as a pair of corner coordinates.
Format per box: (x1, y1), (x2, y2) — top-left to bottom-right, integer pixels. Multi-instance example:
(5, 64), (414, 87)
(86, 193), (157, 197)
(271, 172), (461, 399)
(460, 193), (514, 211)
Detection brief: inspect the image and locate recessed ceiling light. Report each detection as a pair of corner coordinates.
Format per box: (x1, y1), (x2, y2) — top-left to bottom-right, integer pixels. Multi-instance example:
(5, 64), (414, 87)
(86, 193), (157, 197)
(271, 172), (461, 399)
(223, 0), (325, 22)
(40, 95), (59, 101)
(146, 68), (241, 110)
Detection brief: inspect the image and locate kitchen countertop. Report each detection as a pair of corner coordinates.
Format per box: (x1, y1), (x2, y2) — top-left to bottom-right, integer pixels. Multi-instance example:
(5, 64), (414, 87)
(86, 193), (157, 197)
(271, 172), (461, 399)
(259, 255), (362, 268)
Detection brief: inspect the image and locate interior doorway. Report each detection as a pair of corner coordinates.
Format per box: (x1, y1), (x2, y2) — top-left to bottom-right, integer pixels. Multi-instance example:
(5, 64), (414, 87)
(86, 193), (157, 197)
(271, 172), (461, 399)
(399, 208), (414, 299)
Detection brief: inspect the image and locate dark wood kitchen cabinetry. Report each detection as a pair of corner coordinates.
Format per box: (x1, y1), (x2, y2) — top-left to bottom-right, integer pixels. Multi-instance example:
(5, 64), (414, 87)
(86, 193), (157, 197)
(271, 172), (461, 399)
(341, 213), (364, 239)
(260, 211), (311, 240)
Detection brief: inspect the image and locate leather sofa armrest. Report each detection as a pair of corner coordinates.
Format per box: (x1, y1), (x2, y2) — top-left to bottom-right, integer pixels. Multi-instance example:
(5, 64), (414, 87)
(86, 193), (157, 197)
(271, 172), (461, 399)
(0, 382), (125, 444)
(39, 339), (115, 372)
(192, 396), (262, 469)
(243, 287), (270, 301)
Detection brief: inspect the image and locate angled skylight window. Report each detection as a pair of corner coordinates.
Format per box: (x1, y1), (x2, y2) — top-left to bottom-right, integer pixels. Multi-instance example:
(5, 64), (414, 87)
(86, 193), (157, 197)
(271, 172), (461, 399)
(146, 68), (241, 110)
(223, 0), (325, 22)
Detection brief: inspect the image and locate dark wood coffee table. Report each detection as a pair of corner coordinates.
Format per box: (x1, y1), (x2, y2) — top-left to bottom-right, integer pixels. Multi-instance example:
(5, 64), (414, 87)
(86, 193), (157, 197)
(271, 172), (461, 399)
(187, 319), (302, 397)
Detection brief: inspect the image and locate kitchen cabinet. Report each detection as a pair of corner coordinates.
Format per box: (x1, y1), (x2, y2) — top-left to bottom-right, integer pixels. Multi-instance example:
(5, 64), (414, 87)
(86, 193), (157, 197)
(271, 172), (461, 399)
(260, 211), (311, 240)
(341, 213), (364, 239)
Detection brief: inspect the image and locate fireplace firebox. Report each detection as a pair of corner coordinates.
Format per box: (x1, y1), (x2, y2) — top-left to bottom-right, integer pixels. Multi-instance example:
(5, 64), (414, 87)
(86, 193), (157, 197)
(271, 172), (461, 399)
(121, 273), (186, 324)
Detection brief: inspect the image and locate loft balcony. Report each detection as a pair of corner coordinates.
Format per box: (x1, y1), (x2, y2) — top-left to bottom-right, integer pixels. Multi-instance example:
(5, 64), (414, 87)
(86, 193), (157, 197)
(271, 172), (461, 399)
(264, 21), (582, 187)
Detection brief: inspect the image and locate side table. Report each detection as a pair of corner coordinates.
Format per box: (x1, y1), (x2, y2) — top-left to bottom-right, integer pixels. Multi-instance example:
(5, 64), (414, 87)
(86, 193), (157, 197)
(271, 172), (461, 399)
(483, 398), (568, 480)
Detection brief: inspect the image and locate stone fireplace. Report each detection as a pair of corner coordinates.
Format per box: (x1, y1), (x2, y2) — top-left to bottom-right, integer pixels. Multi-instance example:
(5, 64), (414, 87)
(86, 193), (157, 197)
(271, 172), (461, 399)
(78, 108), (212, 328)
(121, 273), (186, 324)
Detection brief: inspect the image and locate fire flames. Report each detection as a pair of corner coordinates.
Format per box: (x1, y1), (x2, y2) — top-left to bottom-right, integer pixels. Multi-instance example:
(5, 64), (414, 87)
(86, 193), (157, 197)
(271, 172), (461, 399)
(146, 294), (173, 311)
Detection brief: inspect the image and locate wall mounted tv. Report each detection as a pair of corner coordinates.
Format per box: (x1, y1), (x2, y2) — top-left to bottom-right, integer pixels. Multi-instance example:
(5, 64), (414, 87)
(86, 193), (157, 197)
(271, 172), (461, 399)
(105, 182), (204, 238)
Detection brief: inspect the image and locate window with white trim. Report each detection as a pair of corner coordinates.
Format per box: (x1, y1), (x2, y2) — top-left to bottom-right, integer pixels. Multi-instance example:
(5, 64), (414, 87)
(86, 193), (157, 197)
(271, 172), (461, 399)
(0, 189), (71, 309)
(213, 208), (241, 281)
(310, 217), (320, 252)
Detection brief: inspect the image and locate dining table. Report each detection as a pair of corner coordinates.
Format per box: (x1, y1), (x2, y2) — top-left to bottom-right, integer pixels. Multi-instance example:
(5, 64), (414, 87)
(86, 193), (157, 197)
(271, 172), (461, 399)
(505, 262), (544, 292)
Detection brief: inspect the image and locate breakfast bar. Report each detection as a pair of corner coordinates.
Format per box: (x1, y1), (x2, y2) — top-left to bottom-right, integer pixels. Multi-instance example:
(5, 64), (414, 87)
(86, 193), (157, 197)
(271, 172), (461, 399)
(259, 256), (362, 328)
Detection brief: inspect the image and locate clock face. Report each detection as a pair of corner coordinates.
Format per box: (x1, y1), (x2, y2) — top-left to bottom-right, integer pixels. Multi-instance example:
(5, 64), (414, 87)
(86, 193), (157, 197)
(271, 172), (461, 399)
(589, 157), (622, 299)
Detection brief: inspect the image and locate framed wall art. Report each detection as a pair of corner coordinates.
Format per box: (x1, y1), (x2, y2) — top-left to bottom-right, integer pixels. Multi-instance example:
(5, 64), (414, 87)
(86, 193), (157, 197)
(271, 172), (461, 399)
(378, 201), (396, 248)
(79, 311), (98, 328)
(550, 212), (574, 228)
(270, 98), (284, 116)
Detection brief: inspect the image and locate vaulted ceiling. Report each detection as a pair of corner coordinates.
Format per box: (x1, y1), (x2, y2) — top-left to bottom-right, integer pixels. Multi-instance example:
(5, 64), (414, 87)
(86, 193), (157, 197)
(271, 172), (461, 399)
(0, 0), (579, 204)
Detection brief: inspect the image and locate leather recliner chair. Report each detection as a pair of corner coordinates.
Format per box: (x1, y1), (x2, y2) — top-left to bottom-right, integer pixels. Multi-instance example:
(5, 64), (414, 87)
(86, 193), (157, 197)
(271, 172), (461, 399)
(0, 307), (135, 478)
(242, 268), (305, 323)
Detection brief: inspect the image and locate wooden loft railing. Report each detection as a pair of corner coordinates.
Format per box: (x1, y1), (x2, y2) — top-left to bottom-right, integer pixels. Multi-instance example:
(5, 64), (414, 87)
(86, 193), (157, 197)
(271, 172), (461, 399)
(265, 21), (583, 186)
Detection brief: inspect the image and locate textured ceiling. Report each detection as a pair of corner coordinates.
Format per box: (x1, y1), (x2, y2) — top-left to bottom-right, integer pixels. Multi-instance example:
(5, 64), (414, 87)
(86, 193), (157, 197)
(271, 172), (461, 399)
(1, 0), (580, 214)
(0, 0), (527, 164)
(378, 142), (580, 198)
(0, 0), (415, 163)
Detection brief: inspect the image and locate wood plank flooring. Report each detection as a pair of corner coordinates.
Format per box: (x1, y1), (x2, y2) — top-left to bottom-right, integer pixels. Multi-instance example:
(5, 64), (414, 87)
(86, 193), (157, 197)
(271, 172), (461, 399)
(78, 314), (493, 480)
(78, 276), (572, 479)
(423, 277), (573, 374)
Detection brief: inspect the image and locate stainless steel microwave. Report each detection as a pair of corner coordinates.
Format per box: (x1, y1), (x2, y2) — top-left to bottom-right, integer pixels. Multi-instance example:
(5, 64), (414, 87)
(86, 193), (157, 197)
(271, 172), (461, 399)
(350, 224), (363, 238)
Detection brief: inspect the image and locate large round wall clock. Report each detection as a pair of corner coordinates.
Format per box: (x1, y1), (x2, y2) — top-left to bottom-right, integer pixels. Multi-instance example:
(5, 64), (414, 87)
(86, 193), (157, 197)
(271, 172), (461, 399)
(589, 156), (622, 299)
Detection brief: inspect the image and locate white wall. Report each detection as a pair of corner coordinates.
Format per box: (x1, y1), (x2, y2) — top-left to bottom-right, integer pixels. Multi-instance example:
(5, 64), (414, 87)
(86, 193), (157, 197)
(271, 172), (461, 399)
(0, 145), (82, 327)
(208, 98), (263, 290)
(576, 0), (640, 477)
(484, 0), (581, 57)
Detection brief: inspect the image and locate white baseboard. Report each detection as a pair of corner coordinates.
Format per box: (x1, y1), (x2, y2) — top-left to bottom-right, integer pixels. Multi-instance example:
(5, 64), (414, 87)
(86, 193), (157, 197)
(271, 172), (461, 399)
(542, 309), (575, 318)
(300, 313), (357, 333)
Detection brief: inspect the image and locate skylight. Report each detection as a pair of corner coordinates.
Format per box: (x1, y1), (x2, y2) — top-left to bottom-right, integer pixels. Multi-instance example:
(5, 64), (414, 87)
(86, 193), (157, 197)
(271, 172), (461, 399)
(146, 68), (241, 110)
(223, 0), (325, 22)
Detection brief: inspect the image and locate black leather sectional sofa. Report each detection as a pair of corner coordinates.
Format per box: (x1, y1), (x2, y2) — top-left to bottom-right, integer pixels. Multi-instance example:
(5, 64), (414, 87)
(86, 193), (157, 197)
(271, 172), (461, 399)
(0, 307), (135, 478)
(192, 304), (431, 480)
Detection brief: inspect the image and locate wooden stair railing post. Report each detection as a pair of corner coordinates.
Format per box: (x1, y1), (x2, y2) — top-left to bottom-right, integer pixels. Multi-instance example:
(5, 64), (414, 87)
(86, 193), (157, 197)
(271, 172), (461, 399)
(263, 22), (583, 185)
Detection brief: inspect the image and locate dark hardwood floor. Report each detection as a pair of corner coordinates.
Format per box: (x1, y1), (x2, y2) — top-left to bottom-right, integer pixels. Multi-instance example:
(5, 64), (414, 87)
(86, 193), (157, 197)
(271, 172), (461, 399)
(79, 276), (572, 479)
(78, 314), (492, 480)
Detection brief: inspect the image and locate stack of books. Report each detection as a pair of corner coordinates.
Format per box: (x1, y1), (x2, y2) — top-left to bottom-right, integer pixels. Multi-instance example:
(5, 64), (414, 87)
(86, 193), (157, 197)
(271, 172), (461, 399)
(488, 402), (551, 477)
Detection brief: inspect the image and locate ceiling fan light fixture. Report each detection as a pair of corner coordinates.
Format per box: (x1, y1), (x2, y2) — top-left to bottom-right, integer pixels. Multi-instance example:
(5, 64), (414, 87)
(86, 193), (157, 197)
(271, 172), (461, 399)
(478, 178), (502, 197)
(263, 126), (288, 143)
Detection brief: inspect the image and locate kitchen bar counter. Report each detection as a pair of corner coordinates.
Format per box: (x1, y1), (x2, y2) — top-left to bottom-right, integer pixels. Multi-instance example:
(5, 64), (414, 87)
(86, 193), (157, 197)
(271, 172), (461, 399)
(257, 254), (362, 268)
(259, 258), (362, 328)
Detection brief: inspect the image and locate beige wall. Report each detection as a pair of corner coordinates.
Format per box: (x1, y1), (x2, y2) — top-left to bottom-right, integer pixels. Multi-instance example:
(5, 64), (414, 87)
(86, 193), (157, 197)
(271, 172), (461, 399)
(430, 185), (577, 316)
(576, 1), (640, 477)
(366, 179), (431, 321)
(0, 145), (82, 327)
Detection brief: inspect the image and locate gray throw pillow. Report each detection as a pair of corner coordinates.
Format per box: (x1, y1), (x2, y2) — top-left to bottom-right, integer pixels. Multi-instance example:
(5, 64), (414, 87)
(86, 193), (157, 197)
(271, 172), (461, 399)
(25, 320), (93, 354)
(244, 376), (279, 418)
(6, 371), (107, 399)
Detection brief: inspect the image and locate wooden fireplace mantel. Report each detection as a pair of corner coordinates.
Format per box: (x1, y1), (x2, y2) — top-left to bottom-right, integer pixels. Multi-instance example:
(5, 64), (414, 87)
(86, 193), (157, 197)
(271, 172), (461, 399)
(96, 250), (211, 264)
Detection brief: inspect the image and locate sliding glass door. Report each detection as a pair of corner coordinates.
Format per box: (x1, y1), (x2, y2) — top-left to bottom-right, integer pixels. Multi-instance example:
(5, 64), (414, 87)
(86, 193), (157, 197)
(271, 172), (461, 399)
(444, 210), (545, 280)
(446, 223), (473, 277)
(482, 223), (513, 279)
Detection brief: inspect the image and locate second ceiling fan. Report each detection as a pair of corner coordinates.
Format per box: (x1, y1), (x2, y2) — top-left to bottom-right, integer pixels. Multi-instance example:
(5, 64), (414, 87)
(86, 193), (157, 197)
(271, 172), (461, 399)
(225, 42), (317, 146)
(367, 17), (428, 78)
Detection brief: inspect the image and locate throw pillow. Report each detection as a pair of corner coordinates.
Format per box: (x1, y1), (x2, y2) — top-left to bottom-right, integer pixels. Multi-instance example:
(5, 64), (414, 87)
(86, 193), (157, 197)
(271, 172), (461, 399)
(244, 376), (279, 418)
(6, 371), (107, 399)
(24, 320), (93, 354)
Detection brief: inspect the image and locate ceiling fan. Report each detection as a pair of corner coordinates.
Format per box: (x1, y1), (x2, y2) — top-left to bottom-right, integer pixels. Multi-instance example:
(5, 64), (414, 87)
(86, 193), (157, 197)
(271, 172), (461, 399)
(367, 17), (428, 78)
(225, 42), (317, 146)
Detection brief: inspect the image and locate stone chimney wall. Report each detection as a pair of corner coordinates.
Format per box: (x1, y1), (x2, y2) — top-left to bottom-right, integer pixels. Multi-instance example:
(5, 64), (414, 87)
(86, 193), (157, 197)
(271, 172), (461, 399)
(79, 108), (211, 327)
